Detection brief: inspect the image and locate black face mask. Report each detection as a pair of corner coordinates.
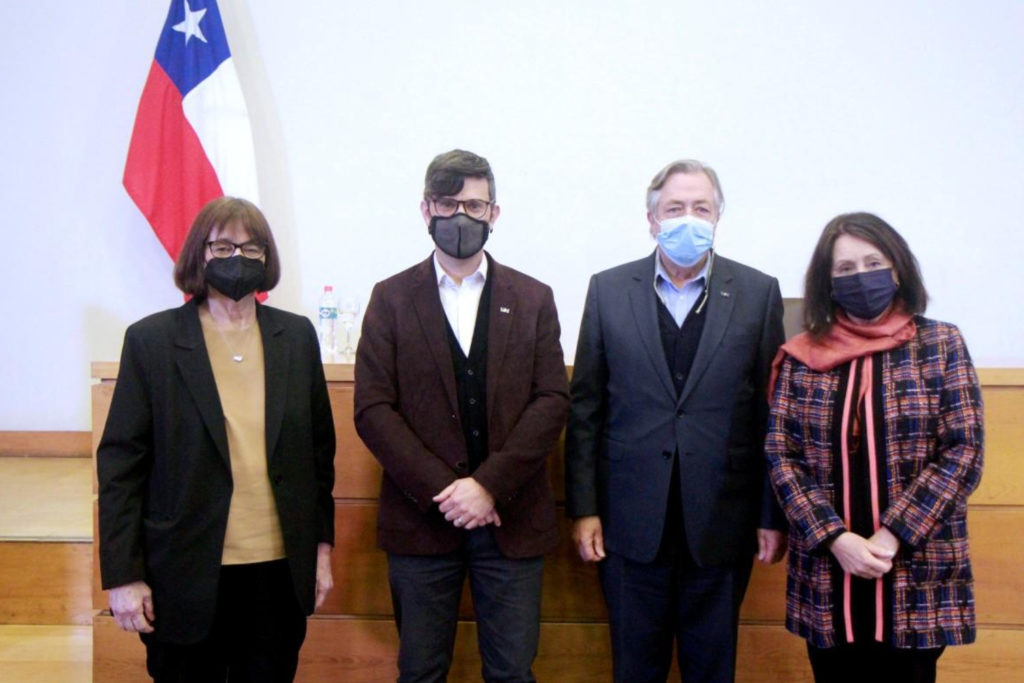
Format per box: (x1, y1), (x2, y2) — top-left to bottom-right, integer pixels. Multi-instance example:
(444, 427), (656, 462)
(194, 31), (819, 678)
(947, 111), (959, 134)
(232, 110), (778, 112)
(832, 268), (898, 320)
(429, 214), (490, 259)
(204, 255), (266, 301)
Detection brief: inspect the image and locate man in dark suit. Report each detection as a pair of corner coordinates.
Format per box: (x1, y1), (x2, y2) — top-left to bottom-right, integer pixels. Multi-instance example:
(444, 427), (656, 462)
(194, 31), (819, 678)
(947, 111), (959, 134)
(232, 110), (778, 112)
(354, 149), (569, 682)
(566, 159), (787, 682)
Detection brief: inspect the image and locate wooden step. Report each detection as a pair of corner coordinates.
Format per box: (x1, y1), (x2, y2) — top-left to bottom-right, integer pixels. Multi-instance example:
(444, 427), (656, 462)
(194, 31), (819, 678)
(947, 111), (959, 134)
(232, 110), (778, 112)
(0, 625), (91, 682)
(0, 456), (92, 541)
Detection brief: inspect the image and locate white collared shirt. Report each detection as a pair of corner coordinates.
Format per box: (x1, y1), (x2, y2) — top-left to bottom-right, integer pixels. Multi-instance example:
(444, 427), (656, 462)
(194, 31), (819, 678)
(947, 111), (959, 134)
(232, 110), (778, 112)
(434, 253), (488, 355)
(653, 252), (710, 327)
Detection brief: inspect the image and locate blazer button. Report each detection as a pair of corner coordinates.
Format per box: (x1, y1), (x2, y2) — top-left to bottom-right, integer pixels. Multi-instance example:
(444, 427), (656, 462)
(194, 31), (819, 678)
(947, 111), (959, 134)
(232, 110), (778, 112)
(662, 451), (672, 460)
(456, 461), (468, 471)
(676, 409), (684, 418)
(450, 413), (457, 420)
(273, 474), (284, 485)
(467, 369), (475, 376)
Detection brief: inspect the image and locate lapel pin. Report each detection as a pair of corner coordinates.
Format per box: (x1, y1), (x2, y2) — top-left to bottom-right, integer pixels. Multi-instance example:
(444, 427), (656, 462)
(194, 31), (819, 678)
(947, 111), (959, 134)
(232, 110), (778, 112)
(720, 291), (730, 297)
(500, 306), (511, 314)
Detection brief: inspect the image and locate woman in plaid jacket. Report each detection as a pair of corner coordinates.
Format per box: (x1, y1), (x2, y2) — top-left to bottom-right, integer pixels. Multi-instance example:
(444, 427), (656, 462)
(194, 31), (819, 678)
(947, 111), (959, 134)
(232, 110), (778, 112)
(766, 212), (983, 682)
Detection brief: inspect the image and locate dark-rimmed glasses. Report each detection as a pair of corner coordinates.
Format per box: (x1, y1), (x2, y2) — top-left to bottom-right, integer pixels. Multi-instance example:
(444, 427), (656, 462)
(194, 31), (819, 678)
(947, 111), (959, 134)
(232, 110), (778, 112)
(430, 197), (493, 219)
(207, 240), (266, 259)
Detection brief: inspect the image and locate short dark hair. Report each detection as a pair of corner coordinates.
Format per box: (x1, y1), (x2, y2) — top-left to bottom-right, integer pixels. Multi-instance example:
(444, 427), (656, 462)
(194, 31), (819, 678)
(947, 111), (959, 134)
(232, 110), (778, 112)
(803, 212), (928, 337)
(173, 196), (281, 298)
(423, 149), (496, 202)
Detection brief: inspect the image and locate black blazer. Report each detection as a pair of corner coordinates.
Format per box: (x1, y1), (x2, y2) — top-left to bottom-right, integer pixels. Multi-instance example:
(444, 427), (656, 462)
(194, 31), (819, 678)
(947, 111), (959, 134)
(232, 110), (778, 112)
(566, 252), (785, 566)
(98, 300), (335, 643)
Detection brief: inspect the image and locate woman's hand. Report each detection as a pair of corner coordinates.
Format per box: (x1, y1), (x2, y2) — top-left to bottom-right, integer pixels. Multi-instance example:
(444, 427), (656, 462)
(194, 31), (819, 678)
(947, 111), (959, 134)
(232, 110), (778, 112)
(109, 580), (155, 633)
(829, 532), (895, 579)
(314, 542), (334, 610)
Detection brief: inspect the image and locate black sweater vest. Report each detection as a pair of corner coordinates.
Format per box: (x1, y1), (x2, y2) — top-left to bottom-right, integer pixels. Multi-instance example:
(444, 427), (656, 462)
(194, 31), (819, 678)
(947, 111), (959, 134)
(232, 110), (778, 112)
(443, 277), (492, 472)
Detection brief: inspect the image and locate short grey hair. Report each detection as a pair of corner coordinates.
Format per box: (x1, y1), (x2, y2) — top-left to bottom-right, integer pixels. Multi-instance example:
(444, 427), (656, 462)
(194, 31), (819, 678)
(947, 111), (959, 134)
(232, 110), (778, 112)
(646, 159), (725, 215)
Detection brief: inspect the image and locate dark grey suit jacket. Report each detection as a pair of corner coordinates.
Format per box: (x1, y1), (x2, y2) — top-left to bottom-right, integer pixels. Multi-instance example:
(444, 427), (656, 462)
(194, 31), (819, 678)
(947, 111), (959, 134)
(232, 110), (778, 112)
(566, 251), (785, 566)
(97, 300), (336, 643)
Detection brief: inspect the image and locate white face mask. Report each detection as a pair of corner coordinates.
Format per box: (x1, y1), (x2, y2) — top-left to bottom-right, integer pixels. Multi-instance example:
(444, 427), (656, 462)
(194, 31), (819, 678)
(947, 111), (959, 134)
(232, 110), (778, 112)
(656, 215), (714, 267)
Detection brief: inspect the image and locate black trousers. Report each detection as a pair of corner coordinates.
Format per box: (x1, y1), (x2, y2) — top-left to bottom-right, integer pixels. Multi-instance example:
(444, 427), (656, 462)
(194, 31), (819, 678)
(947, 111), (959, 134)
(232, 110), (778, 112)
(387, 527), (544, 683)
(141, 559), (307, 683)
(807, 641), (944, 683)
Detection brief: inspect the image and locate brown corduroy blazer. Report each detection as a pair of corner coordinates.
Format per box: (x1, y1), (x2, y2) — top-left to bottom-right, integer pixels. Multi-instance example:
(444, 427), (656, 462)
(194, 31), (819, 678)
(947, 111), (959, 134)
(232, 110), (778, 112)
(354, 253), (570, 559)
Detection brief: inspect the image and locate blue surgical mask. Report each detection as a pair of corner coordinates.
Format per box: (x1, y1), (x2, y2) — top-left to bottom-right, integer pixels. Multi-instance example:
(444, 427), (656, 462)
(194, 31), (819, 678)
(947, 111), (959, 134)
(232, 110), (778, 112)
(656, 215), (715, 267)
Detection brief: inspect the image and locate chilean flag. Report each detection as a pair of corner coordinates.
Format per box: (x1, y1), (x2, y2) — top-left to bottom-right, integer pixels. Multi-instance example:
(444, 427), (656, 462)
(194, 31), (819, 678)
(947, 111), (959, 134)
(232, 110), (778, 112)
(123, 0), (259, 261)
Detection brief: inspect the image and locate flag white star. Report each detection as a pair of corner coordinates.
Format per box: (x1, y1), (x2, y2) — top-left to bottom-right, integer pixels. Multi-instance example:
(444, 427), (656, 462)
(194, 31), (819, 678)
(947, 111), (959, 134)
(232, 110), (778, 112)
(172, 1), (208, 45)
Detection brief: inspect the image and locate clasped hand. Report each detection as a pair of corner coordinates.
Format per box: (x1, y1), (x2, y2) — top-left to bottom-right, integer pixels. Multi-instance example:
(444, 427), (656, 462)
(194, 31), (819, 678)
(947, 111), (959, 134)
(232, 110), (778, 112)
(433, 477), (501, 530)
(830, 528), (900, 579)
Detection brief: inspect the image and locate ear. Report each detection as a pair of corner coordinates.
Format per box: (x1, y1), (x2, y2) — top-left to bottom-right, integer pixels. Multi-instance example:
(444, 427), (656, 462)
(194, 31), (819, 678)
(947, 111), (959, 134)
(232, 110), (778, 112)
(420, 200), (432, 227)
(647, 210), (660, 237)
(488, 203), (501, 226)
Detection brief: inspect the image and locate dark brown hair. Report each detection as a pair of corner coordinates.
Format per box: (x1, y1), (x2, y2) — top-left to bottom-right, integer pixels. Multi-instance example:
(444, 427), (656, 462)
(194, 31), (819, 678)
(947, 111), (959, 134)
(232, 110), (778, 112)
(423, 149), (496, 201)
(173, 196), (281, 298)
(803, 212), (928, 337)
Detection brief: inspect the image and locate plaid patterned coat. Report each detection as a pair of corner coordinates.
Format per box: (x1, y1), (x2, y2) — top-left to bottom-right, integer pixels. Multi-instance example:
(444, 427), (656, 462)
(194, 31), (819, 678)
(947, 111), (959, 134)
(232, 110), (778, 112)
(766, 317), (984, 648)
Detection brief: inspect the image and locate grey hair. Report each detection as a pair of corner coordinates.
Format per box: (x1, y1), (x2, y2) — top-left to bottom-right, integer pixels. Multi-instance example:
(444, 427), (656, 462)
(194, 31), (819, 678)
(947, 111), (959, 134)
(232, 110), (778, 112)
(646, 159), (725, 215)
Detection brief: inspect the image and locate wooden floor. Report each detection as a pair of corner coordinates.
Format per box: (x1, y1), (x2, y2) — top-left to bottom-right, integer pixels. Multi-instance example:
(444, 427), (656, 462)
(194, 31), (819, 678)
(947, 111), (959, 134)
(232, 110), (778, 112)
(0, 455), (93, 682)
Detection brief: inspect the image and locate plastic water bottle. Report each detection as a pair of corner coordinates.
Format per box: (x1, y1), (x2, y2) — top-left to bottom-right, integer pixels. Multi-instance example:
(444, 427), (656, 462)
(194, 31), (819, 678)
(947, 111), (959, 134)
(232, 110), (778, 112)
(318, 285), (338, 359)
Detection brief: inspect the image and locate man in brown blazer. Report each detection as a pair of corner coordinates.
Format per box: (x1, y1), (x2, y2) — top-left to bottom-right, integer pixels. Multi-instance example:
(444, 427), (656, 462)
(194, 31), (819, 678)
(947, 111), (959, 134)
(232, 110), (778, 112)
(354, 149), (569, 682)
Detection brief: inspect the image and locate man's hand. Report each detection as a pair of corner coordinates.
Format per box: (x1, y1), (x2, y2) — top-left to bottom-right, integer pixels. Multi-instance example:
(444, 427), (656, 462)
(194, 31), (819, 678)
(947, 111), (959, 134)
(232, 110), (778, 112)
(433, 478), (500, 530)
(829, 531), (895, 579)
(109, 580), (155, 633)
(315, 542), (334, 610)
(756, 528), (787, 564)
(572, 516), (606, 562)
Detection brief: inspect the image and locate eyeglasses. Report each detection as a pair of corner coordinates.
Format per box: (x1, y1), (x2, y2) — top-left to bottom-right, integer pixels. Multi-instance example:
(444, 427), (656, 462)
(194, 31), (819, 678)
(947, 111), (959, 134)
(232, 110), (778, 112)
(206, 240), (266, 259)
(430, 197), (494, 219)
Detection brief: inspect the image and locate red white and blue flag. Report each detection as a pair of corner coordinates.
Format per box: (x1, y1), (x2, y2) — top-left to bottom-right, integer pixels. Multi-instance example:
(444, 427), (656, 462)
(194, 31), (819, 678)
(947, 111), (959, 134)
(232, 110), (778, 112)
(123, 0), (259, 260)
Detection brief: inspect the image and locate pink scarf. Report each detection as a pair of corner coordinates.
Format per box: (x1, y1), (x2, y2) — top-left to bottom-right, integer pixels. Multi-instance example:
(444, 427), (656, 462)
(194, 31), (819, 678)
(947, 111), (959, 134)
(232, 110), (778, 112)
(768, 310), (917, 398)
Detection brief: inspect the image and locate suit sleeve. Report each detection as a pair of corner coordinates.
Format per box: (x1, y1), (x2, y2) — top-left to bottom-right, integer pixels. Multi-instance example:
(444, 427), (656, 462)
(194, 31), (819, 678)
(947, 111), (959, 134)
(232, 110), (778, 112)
(307, 319), (336, 546)
(472, 285), (570, 504)
(97, 327), (153, 590)
(757, 277), (788, 530)
(880, 326), (984, 548)
(353, 282), (459, 512)
(564, 274), (608, 519)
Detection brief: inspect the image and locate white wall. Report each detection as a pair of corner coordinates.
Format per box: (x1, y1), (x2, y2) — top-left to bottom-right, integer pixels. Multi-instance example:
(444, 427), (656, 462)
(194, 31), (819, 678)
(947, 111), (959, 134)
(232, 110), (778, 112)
(1, 0), (1021, 430)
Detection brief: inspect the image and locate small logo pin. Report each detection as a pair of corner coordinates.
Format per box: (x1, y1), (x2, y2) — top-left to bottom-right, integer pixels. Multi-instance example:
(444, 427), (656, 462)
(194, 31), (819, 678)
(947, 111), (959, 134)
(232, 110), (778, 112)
(720, 291), (730, 297)
(500, 306), (511, 314)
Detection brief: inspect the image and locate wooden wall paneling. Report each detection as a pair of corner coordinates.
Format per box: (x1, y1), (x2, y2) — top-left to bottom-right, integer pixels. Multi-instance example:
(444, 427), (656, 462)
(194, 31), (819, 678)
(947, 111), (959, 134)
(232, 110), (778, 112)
(940, 627), (1024, 681)
(0, 431), (90, 458)
(328, 384), (380, 500)
(92, 613), (147, 682)
(89, 364), (1024, 682)
(740, 560), (788, 623)
(0, 541), (92, 625)
(91, 381), (114, 495)
(969, 508), (1024, 626)
(973, 386), (1024, 506)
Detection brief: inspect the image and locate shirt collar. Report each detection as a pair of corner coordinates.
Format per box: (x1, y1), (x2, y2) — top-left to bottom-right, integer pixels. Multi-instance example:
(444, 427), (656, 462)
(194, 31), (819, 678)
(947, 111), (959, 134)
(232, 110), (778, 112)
(653, 250), (711, 291)
(434, 251), (488, 287)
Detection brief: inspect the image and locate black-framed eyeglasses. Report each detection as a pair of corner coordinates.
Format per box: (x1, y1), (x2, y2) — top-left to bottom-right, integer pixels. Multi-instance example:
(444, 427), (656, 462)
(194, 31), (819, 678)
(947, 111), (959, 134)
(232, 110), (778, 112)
(430, 197), (494, 219)
(206, 240), (266, 259)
